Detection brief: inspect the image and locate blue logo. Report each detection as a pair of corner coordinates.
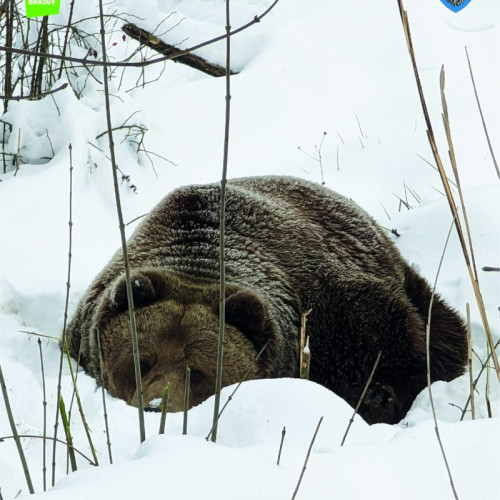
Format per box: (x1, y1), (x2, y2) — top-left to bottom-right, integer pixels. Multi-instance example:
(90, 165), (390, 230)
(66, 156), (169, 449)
(440, 0), (473, 12)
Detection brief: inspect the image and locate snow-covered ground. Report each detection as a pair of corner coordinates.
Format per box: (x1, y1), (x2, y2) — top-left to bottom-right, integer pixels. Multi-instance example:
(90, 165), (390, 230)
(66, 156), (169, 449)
(1, 1), (499, 499)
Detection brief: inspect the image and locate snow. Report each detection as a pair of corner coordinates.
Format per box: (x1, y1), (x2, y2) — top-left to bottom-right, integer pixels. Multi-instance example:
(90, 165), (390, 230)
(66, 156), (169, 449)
(1, 1), (499, 499)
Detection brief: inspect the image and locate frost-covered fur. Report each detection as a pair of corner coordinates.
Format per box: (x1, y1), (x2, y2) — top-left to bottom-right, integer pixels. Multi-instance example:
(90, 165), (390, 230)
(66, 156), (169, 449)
(65, 176), (467, 424)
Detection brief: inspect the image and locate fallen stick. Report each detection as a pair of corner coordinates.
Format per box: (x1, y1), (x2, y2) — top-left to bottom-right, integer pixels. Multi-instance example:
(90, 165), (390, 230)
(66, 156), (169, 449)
(122, 23), (237, 77)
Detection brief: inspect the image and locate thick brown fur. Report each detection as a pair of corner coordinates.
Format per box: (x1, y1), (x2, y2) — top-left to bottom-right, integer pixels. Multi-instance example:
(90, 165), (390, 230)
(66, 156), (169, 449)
(65, 176), (468, 423)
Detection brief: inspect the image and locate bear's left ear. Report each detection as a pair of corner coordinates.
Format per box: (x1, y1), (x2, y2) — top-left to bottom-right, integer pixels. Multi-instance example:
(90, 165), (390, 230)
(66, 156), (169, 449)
(223, 290), (272, 350)
(110, 271), (158, 312)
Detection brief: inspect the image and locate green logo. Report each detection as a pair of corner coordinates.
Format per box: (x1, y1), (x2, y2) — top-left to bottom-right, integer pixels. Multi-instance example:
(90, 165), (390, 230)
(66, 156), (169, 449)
(25, 0), (61, 18)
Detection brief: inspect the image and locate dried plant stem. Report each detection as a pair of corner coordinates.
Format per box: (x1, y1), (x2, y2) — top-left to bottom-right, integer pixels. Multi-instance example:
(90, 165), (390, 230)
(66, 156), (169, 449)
(460, 339), (500, 420)
(183, 366), (191, 435)
(485, 341), (492, 418)
(425, 218), (459, 500)
(38, 339), (48, 491)
(57, 0), (77, 79)
(62, 343), (99, 465)
(299, 309), (312, 379)
(159, 383), (170, 435)
(206, 341), (269, 441)
(397, 0), (499, 379)
(59, 396), (77, 472)
(466, 304), (475, 420)
(291, 416), (323, 500)
(98, 0), (146, 443)
(340, 351), (382, 447)
(96, 331), (113, 464)
(464, 46), (499, 181)
(0, 363), (34, 494)
(0, 435), (97, 466)
(51, 143), (74, 486)
(211, 0), (231, 445)
(277, 426), (286, 466)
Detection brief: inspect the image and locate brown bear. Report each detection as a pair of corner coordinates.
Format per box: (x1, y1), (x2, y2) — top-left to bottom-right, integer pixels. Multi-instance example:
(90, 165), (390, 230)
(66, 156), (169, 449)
(65, 176), (467, 424)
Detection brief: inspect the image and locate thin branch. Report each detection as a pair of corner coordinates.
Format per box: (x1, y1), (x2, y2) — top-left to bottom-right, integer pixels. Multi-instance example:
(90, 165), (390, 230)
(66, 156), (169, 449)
(0, 0), (281, 68)
(291, 416), (324, 500)
(211, 0), (232, 445)
(0, 82), (68, 101)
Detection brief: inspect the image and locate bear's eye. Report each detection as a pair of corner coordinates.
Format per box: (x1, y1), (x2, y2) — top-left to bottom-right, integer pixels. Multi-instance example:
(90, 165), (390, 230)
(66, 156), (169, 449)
(139, 360), (153, 375)
(190, 370), (205, 383)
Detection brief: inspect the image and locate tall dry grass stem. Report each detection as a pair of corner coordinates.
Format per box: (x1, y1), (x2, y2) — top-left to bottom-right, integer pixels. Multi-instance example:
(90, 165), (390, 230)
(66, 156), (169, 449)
(397, 0), (499, 379)
(0, 363), (34, 494)
(466, 304), (475, 420)
(211, 0), (232, 444)
(291, 416), (323, 500)
(98, 0), (146, 443)
(340, 351), (381, 447)
(464, 46), (499, 181)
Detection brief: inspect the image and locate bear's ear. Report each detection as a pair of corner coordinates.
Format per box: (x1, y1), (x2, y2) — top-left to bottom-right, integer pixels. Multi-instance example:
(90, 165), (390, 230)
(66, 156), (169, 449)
(223, 290), (271, 349)
(110, 272), (158, 312)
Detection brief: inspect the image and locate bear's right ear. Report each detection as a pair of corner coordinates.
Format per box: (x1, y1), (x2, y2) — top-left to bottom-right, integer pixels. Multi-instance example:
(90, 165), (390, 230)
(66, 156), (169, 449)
(110, 271), (159, 312)
(223, 290), (272, 350)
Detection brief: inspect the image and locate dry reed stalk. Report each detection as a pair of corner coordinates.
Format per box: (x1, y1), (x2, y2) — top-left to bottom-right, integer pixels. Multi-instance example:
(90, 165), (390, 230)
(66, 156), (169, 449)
(466, 304), (475, 420)
(397, 0), (499, 379)
(96, 330), (113, 464)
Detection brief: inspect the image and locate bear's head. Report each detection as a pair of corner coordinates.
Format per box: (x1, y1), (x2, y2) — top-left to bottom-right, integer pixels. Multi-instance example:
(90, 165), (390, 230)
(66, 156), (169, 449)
(90, 269), (277, 412)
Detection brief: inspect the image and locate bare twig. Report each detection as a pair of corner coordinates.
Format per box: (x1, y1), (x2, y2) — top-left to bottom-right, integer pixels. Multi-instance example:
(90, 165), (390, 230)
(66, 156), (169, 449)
(51, 142), (74, 486)
(0, 82), (68, 101)
(98, 0), (146, 443)
(211, 0), (232, 445)
(183, 366), (191, 435)
(340, 351), (382, 447)
(424, 217), (459, 500)
(206, 341), (269, 441)
(277, 426), (286, 466)
(291, 416), (324, 500)
(38, 339), (48, 491)
(0, 364), (35, 494)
